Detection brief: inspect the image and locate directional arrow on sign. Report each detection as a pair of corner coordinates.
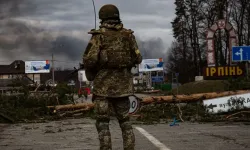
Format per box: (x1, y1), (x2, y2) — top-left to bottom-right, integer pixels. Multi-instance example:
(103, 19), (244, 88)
(207, 103), (217, 109)
(232, 46), (250, 62)
(235, 48), (243, 61)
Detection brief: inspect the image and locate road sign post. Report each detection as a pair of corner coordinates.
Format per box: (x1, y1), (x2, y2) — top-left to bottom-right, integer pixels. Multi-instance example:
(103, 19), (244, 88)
(246, 61), (248, 79)
(232, 46), (250, 79)
(175, 73), (179, 95)
(129, 96), (140, 114)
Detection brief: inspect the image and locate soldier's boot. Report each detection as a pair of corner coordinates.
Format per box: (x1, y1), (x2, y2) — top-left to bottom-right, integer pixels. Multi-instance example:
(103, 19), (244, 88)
(96, 120), (112, 150)
(119, 119), (135, 150)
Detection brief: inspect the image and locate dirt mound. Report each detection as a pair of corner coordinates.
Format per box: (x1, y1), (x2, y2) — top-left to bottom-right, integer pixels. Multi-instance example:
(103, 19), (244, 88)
(170, 80), (230, 95)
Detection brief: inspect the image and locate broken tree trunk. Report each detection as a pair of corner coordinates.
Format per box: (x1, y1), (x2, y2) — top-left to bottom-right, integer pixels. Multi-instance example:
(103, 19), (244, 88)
(47, 90), (250, 112)
(48, 103), (94, 111)
(59, 108), (91, 117)
(142, 90), (250, 104)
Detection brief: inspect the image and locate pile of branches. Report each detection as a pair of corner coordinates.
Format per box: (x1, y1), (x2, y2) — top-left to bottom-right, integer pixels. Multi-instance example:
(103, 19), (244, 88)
(2, 88), (249, 123)
(0, 82), (76, 123)
(0, 94), (58, 123)
(47, 103), (95, 118)
(46, 90), (250, 123)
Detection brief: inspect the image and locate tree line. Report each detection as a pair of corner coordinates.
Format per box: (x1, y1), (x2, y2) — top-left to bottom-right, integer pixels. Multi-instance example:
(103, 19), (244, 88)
(166, 0), (250, 83)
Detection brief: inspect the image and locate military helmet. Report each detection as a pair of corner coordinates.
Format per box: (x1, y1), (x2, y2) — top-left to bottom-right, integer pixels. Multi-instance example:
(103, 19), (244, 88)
(99, 4), (120, 20)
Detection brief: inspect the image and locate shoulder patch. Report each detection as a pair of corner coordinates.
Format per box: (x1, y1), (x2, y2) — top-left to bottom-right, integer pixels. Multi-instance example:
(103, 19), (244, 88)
(135, 49), (140, 54)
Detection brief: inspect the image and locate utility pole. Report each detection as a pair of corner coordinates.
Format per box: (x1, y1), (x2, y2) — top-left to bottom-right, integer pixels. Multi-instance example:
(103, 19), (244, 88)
(172, 72), (179, 94)
(52, 52), (55, 86)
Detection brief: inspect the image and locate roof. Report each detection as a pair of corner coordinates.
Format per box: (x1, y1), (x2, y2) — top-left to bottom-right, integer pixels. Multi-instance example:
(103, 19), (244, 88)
(0, 60), (25, 74)
(0, 77), (33, 88)
(40, 70), (78, 84)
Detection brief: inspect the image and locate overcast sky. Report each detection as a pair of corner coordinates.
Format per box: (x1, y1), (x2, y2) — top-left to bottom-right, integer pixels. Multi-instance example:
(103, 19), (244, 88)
(0, 0), (175, 69)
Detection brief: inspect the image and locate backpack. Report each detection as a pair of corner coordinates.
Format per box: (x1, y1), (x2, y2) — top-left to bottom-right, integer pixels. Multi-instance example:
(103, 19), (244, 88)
(84, 29), (135, 81)
(99, 30), (134, 69)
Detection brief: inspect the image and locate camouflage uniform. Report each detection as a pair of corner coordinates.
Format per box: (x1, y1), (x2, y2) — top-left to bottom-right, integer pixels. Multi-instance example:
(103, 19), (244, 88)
(83, 4), (142, 150)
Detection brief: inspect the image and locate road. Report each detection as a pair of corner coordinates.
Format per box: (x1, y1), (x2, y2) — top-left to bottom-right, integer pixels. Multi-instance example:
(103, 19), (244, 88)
(0, 118), (250, 150)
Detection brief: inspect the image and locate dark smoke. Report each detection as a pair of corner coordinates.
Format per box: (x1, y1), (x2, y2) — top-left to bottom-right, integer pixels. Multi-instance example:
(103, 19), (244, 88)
(0, 0), (22, 19)
(0, 0), (166, 67)
(0, 0), (80, 64)
(0, 0), (49, 59)
(52, 36), (88, 60)
(137, 37), (166, 59)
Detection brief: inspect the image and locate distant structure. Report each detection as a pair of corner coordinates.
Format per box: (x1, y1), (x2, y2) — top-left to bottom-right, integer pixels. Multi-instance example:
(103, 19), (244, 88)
(0, 60), (79, 89)
(206, 19), (237, 66)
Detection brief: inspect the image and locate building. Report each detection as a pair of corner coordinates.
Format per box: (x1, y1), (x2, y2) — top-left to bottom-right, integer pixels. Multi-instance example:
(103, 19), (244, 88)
(0, 60), (35, 88)
(40, 70), (80, 87)
(0, 60), (25, 79)
(0, 60), (80, 89)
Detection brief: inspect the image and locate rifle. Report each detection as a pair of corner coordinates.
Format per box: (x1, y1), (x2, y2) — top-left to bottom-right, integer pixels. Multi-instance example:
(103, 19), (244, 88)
(64, 62), (97, 82)
(63, 63), (84, 81)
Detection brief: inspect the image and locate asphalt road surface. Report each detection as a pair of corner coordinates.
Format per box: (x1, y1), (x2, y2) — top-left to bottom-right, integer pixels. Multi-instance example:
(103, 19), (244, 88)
(0, 118), (250, 150)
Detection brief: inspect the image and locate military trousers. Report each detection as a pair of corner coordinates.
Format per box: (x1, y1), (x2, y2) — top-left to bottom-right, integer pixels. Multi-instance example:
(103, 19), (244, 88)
(94, 96), (135, 150)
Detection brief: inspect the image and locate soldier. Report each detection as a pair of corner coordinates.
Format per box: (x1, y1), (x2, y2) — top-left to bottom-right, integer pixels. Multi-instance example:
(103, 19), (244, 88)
(83, 4), (142, 150)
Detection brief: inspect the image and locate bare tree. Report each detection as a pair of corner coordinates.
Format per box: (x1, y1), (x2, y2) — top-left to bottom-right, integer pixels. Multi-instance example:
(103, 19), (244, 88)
(169, 0), (250, 83)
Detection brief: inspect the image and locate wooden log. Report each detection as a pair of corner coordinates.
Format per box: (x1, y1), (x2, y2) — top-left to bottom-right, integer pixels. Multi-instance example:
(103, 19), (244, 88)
(142, 90), (161, 94)
(142, 90), (250, 104)
(59, 108), (90, 117)
(47, 90), (250, 111)
(49, 103), (94, 111)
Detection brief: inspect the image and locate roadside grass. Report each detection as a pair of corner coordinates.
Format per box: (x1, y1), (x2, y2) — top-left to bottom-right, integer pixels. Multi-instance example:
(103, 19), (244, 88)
(168, 80), (230, 95)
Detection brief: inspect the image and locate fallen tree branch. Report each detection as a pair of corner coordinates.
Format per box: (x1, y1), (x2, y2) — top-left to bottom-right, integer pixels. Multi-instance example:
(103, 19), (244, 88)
(48, 103), (94, 111)
(226, 111), (250, 119)
(176, 104), (184, 122)
(142, 90), (250, 104)
(59, 108), (90, 117)
(142, 90), (161, 94)
(47, 90), (250, 113)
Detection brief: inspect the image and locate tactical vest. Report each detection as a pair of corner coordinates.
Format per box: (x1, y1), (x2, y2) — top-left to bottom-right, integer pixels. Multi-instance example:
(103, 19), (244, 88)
(99, 30), (134, 69)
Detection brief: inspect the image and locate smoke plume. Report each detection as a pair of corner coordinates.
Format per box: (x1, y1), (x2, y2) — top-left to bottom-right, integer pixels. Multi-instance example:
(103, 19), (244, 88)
(0, 0), (167, 68)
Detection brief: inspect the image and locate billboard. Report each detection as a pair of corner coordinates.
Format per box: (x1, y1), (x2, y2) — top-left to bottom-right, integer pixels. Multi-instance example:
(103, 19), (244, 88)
(25, 60), (50, 73)
(139, 58), (164, 72)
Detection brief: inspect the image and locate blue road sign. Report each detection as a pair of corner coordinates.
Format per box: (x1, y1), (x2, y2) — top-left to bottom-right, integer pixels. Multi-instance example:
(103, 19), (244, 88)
(232, 46), (250, 62)
(152, 76), (164, 82)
